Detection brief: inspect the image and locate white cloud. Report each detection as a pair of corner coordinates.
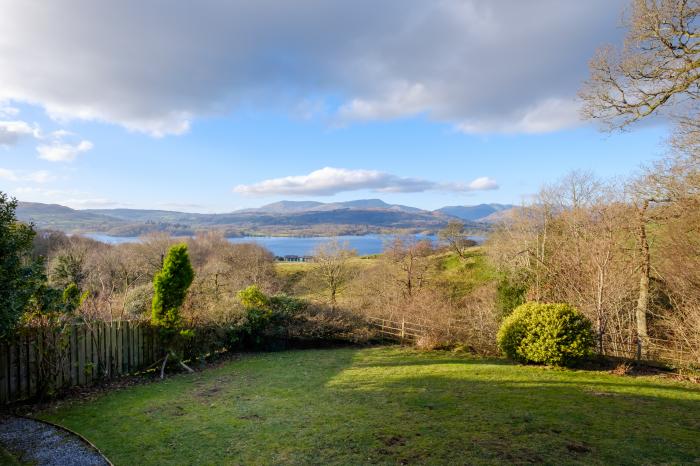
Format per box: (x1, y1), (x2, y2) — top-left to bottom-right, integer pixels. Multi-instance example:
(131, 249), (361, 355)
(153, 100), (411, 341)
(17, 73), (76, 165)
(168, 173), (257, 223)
(25, 170), (53, 183)
(337, 83), (430, 123)
(0, 1), (625, 135)
(0, 120), (39, 146)
(0, 104), (19, 118)
(466, 177), (498, 190)
(0, 168), (18, 181)
(234, 167), (498, 196)
(0, 168), (54, 183)
(457, 98), (583, 134)
(37, 139), (93, 162)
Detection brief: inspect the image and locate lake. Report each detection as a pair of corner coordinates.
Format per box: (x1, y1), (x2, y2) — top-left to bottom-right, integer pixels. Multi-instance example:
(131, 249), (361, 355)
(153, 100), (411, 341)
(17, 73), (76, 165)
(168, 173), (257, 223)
(84, 233), (485, 256)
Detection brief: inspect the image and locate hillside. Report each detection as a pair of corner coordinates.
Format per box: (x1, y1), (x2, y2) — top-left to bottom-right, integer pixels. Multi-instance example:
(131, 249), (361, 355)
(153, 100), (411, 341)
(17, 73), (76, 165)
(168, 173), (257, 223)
(15, 202), (127, 232)
(240, 199), (424, 214)
(16, 200), (488, 237)
(435, 203), (514, 222)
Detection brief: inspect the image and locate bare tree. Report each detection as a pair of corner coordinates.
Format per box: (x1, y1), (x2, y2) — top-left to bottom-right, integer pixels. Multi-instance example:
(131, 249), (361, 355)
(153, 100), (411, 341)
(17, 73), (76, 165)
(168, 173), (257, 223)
(308, 241), (357, 309)
(489, 172), (639, 354)
(438, 220), (476, 259)
(634, 147), (700, 359)
(581, 0), (700, 130)
(581, 0), (700, 359)
(385, 237), (434, 298)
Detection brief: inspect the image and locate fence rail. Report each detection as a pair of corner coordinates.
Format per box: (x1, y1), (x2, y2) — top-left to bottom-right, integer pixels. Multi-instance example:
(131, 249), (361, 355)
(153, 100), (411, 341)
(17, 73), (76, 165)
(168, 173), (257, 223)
(368, 316), (700, 367)
(3, 318), (698, 405)
(0, 321), (161, 405)
(367, 317), (429, 341)
(599, 333), (699, 367)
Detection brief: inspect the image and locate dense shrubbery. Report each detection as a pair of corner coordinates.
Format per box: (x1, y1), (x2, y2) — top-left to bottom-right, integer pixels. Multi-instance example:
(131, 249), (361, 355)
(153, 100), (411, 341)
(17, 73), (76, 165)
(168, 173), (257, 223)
(495, 276), (527, 318)
(497, 302), (594, 367)
(226, 285), (373, 349)
(218, 285), (297, 348)
(0, 194), (46, 337)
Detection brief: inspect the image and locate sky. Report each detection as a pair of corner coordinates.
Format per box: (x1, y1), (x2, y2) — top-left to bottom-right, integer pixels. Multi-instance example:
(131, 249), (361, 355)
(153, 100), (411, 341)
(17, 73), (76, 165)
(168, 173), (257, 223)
(0, 0), (672, 212)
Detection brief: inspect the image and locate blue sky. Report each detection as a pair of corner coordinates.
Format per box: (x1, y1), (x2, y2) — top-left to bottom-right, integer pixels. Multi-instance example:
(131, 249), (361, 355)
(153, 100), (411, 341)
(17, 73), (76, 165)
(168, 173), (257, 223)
(0, 0), (670, 212)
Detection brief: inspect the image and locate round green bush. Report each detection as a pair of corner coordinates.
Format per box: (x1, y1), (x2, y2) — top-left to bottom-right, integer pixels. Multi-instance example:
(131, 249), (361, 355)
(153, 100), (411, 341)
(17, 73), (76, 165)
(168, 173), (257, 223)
(497, 302), (594, 367)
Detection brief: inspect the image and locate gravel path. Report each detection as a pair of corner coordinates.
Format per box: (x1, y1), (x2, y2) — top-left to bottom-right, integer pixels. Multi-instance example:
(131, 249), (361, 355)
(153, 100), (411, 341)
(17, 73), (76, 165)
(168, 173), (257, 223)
(0, 415), (110, 466)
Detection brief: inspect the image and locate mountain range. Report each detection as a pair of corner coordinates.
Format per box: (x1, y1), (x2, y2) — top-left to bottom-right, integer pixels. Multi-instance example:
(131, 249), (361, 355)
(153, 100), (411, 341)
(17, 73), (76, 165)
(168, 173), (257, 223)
(15, 199), (514, 237)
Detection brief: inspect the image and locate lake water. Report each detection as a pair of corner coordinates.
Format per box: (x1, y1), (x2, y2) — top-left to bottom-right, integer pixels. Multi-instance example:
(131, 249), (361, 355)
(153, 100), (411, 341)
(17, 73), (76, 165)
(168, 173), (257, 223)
(84, 233), (485, 256)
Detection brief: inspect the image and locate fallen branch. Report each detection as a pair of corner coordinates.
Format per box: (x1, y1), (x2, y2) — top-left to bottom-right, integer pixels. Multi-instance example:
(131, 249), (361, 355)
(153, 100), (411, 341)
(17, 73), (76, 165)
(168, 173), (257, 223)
(160, 353), (169, 379)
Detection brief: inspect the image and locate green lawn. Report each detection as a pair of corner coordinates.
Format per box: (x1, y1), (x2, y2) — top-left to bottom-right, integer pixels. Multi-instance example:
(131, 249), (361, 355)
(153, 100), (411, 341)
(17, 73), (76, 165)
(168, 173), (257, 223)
(38, 347), (700, 465)
(0, 446), (21, 465)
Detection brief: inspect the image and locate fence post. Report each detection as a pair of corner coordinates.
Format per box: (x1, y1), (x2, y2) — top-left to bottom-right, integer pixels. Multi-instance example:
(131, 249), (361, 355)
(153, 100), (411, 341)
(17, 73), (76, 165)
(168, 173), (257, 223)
(400, 318), (405, 342)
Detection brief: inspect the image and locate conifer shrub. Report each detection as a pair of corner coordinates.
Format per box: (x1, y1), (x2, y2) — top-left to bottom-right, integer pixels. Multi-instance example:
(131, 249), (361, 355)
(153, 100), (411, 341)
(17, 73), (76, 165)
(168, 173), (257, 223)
(152, 243), (194, 330)
(151, 244), (195, 374)
(497, 302), (594, 367)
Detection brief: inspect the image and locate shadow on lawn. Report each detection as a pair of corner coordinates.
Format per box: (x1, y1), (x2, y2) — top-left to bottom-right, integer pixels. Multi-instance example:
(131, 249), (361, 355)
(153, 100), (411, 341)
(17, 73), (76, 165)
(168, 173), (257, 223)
(36, 346), (700, 465)
(324, 367), (700, 463)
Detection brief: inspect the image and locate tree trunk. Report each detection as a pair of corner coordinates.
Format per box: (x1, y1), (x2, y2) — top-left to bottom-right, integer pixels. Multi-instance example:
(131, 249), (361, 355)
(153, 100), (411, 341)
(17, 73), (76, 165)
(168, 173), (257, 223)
(596, 266), (605, 355)
(329, 287), (336, 310)
(635, 201), (650, 361)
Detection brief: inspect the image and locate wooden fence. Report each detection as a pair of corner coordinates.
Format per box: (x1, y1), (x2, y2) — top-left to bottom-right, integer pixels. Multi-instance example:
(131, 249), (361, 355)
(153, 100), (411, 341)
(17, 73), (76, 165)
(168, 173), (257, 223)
(599, 333), (700, 368)
(3, 317), (697, 405)
(368, 317), (432, 342)
(0, 321), (161, 405)
(368, 316), (700, 367)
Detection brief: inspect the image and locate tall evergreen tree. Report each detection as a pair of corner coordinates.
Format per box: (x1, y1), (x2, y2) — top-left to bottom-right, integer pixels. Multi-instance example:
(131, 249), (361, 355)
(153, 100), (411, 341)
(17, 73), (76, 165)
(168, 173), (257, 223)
(151, 243), (194, 377)
(0, 192), (43, 337)
(152, 243), (194, 328)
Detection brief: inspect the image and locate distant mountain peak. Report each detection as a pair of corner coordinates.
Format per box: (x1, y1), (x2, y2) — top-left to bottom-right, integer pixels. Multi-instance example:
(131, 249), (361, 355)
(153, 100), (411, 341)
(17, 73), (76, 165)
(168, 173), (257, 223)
(242, 198), (421, 214)
(434, 203), (515, 222)
(252, 201), (325, 213)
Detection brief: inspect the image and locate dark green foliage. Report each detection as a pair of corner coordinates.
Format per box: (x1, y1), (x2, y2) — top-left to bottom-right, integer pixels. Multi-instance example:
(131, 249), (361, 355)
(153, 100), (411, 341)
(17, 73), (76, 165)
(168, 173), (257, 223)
(25, 282), (87, 319)
(49, 252), (86, 289)
(230, 286), (307, 348)
(0, 192), (45, 337)
(151, 243), (194, 329)
(61, 283), (86, 313)
(25, 282), (62, 316)
(269, 294), (307, 316)
(151, 244), (195, 372)
(182, 325), (231, 363)
(497, 302), (595, 367)
(495, 276), (527, 318)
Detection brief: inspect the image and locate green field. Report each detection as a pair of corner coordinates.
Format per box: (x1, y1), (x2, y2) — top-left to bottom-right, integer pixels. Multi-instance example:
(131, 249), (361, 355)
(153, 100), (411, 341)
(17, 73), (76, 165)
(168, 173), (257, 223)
(276, 247), (496, 299)
(37, 347), (700, 465)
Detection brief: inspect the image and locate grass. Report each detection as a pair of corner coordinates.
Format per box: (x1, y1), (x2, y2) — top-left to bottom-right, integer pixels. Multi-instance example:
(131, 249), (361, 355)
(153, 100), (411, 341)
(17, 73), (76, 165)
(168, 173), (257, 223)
(434, 247), (497, 297)
(37, 347), (700, 465)
(276, 256), (379, 295)
(276, 248), (495, 299)
(0, 446), (22, 465)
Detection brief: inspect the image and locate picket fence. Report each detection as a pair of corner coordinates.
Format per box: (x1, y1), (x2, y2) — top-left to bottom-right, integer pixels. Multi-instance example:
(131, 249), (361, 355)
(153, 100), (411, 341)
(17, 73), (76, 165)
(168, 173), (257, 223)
(0, 321), (161, 405)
